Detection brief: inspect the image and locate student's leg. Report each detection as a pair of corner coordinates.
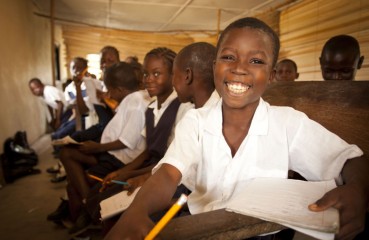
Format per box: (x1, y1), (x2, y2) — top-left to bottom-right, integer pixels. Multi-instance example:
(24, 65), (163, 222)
(51, 119), (76, 140)
(66, 182), (83, 223)
(60, 146), (97, 200)
(71, 124), (104, 143)
(68, 152), (124, 235)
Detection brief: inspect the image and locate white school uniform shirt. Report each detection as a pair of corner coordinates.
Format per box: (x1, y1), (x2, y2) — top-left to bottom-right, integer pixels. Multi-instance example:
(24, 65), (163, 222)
(100, 90), (151, 164)
(42, 85), (68, 111)
(64, 76), (103, 112)
(142, 90), (194, 146)
(154, 98), (363, 215)
(202, 90), (220, 108)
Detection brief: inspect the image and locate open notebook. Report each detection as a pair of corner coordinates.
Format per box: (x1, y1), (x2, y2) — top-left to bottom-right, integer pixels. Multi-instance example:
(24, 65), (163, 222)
(226, 178), (339, 240)
(51, 136), (81, 146)
(100, 187), (141, 220)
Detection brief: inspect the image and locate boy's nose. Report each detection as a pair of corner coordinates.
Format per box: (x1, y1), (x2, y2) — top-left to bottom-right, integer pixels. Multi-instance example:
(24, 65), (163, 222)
(232, 59), (249, 75)
(144, 74), (154, 83)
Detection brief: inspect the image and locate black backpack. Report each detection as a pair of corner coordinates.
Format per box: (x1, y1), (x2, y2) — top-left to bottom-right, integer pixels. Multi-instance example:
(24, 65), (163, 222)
(0, 131), (40, 183)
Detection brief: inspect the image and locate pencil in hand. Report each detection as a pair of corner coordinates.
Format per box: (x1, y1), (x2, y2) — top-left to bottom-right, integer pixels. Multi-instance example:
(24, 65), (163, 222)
(144, 194), (188, 240)
(87, 174), (129, 186)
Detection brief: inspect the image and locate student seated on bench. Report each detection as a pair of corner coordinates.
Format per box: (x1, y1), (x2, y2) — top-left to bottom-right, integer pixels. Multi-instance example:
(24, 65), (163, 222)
(84, 47), (195, 230)
(60, 62), (150, 235)
(274, 58), (299, 82)
(320, 34), (364, 80)
(105, 17), (369, 240)
(107, 42), (219, 195)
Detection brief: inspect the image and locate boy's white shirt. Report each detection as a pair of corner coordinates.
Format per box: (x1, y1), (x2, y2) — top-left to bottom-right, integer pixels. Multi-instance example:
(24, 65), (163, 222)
(202, 90), (220, 108)
(43, 85), (68, 111)
(153, 98), (363, 215)
(63, 76), (103, 112)
(101, 90), (151, 164)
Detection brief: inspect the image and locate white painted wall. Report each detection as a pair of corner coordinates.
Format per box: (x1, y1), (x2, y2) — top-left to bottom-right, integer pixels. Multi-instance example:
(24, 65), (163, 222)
(0, 0), (54, 151)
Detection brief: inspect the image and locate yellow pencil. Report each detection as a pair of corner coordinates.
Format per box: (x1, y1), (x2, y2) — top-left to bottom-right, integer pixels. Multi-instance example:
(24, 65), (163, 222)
(144, 194), (187, 240)
(87, 174), (103, 182)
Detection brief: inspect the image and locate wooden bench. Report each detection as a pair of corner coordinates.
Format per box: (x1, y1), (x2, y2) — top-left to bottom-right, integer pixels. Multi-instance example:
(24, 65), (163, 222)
(160, 81), (369, 240)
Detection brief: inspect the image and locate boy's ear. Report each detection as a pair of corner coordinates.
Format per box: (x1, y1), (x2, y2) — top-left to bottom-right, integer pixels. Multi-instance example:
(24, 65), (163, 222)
(358, 56), (364, 69)
(268, 69), (276, 84)
(185, 68), (193, 85)
(117, 86), (128, 95)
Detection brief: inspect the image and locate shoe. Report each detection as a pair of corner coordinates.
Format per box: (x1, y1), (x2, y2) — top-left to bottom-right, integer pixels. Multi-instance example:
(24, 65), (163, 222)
(47, 164), (60, 174)
(47, 199), (69, 222)
(68, 210), (92, 236)
(50, 173), (67, 183)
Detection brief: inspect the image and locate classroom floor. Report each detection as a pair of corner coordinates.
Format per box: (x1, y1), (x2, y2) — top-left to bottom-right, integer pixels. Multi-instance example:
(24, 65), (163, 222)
(0, 134), (316, 240)
(0, 134), (103, 240)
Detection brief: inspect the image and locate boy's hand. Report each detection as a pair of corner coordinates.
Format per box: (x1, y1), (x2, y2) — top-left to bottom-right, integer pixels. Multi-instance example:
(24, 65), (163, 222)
(100, 171), (120, 192)
(79, 140), (101, 154)
(309, 183), (367, 239)
(104, 207), (154, 240)
(125, 173), (151, 195)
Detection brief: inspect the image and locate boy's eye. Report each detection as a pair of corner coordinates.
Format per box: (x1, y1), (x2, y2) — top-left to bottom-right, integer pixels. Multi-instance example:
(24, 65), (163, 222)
(220, 55), (235, 61)
(154, 72), (160, 77)
(143, 72), (161, 78)
(250, 58), (265, 64)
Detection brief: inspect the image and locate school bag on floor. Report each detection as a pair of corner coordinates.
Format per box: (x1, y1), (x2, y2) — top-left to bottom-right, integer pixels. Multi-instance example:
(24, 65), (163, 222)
(0, 131), (40, 183)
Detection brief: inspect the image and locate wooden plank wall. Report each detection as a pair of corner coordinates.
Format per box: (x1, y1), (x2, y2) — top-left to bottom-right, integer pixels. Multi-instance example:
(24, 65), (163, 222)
(61, 25), (217, 71)
(279, 0), (369, 80)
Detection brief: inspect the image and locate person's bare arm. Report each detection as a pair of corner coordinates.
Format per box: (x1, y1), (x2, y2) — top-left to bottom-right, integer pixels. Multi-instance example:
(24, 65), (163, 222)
(309, 156), (369, 239)
(100, 150), (149, 190)
(79, 139), (126, 154)
(74, 76), (89, 115)
(53, 100), (64, 129)
(104, 164), (181, 240)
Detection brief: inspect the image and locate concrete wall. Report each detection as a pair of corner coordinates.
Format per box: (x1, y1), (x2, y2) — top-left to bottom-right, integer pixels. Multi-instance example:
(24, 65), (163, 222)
(0, 0), (52, 152)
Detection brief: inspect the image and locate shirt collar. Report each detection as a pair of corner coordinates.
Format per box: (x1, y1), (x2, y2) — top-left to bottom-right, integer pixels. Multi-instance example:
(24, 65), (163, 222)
(204, 98), (269, 136)
(147, 89), (177, 111)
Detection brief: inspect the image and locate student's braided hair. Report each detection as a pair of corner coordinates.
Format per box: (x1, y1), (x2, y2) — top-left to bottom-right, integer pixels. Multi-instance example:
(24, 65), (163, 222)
(144, 47), (177, 74)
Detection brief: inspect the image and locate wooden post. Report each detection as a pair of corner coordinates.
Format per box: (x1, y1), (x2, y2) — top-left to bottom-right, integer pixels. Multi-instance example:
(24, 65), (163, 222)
(216, 9), (221, 40)
(50, 0), (56, 86)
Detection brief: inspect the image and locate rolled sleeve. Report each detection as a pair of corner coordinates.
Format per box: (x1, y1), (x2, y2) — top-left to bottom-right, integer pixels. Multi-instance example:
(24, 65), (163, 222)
(288, 114), (363, 182)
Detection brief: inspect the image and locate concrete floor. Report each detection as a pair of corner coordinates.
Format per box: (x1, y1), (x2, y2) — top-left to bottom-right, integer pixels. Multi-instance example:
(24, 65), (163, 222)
(0, 134), (102, 240)
(0, 134), (316, 240)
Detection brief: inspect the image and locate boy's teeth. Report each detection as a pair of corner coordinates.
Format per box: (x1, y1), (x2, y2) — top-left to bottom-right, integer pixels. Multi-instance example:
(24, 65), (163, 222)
(227, 82), (249, 94)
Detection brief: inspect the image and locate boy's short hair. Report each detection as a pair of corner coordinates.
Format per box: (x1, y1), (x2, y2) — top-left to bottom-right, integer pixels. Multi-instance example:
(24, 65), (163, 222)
(29, 77), (42, 86)
(217, 17), (280, 68)
(176, 42), (216, 87)
(321, 35), (361, 57)
(276, 59), (298, 72)
(144, 47), (177, 74)
(72, 57), (88, 68)
(100, 46), (120, 61)
(104, 62), (139, 91)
